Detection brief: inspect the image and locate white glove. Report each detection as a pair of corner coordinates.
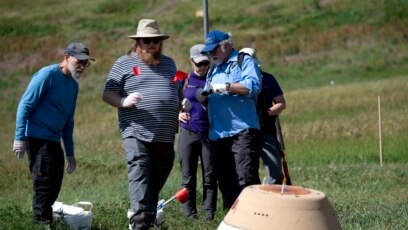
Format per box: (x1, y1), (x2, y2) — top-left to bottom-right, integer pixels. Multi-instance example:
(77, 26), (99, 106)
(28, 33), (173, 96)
(121, 92), (143, 108)
(181, 98), (192, 111)
(211, 83), (228, 94)
(195, 88), (207, 103)
(13, 140), (28, 159)
(66, 156), (76, 174)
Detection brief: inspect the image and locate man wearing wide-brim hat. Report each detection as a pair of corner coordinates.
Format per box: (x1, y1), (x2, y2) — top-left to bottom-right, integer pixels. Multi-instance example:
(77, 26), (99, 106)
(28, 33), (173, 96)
(103, 19), (181, 230)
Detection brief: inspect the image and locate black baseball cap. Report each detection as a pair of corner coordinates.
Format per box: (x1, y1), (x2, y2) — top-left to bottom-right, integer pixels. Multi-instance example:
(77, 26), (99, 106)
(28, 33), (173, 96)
(64, 42), (95, 61)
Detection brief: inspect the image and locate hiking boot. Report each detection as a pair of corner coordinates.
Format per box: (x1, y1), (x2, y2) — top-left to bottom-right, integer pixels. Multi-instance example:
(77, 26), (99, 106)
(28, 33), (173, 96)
(204, 213), (214, 221)
(130, 212), (155, 230)
(186, 213), (198, 220)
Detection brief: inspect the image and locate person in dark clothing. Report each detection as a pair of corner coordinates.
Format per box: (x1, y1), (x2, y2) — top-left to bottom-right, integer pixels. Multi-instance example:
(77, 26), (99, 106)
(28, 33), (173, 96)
(240, 47), (286, 184)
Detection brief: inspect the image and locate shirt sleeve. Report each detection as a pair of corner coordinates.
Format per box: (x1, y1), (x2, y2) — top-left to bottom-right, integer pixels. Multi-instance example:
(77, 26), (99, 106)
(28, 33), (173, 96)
(267, 72), (283, 98)
(62, 95), (77, 157)
(104, 59), (125, 92)
(14, 71), (50, 141)
(238, 56), (262, 97)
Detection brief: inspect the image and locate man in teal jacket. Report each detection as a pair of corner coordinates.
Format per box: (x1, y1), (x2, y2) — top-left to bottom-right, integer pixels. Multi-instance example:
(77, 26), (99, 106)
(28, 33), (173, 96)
(13, 42), (94, 226)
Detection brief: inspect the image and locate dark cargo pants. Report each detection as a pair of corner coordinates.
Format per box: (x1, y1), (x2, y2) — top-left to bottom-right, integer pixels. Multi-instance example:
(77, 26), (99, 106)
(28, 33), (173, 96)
(211, 128), (261, 209)
(178, 127), (217, 219)
(28, 137), (65, 224)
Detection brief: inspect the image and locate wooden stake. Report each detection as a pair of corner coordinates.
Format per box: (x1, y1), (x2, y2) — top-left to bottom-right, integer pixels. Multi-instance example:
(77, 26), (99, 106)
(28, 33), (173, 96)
(378, 96), (383, 166)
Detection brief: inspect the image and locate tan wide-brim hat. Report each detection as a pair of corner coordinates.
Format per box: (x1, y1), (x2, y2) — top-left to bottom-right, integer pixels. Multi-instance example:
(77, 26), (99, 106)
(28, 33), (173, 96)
(128, 19), (169, 40)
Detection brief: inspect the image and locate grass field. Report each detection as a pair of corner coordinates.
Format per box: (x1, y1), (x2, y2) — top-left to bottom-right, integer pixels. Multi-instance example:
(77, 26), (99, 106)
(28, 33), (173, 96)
(1, 0), (407, 229)
(1, 76), (407, 230)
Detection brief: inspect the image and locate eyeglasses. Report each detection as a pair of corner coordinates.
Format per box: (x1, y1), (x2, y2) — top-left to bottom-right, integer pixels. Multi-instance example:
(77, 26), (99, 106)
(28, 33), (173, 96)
(209, 44), (220, 56)
(71, 56), (91, 67)
(194, 61), (210, 67)
(141, 38), (161, 45)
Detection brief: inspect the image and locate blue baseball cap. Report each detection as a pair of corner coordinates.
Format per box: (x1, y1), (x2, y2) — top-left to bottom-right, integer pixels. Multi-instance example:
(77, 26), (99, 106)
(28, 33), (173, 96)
(201, 30), (230, 53)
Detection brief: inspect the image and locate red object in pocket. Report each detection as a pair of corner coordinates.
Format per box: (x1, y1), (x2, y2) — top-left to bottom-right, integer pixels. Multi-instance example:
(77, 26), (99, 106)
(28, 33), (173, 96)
(133, 67), (141, 76)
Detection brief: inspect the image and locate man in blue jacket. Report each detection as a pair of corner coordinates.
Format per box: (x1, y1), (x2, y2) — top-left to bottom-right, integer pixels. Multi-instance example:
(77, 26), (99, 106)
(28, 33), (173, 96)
(13, 42), (94, 226)
(197, 30), (262, 209)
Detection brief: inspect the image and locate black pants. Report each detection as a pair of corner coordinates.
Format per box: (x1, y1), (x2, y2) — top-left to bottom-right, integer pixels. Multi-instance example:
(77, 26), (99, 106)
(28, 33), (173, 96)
(178, 127), (217, 218)
(211, 129), (261, 209)
(28, 137), (64, 224)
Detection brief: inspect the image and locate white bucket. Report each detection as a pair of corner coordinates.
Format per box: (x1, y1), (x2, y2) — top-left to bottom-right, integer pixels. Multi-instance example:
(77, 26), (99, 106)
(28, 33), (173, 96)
(53, 201), (93, 230)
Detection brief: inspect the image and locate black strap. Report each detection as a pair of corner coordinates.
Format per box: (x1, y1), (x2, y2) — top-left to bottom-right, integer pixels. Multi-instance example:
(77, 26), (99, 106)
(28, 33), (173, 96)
(237, 52), (247, 69)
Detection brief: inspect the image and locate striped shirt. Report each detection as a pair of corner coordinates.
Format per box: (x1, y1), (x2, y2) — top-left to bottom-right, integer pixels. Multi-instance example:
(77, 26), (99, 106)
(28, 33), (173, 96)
(104, 52), (180, 143)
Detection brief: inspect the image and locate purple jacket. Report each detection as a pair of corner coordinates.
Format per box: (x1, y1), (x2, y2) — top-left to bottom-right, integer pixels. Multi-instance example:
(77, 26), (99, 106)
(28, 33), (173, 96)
(180, 72), (209, 134)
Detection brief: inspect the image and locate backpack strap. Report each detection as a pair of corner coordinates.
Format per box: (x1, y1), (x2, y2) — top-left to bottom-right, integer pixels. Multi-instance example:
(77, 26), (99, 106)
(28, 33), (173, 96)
(237, 52), (248, 70)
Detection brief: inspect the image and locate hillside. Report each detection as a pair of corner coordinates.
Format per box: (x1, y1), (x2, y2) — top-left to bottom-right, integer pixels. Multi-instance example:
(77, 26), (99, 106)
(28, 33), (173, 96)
(1, 0), (407, 90)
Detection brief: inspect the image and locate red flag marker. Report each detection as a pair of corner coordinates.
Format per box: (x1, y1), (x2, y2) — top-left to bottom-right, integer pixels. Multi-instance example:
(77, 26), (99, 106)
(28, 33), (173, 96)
(173, 70), (188, 81)
(175, 187), (188, 203)
(157, 187), (188, 211)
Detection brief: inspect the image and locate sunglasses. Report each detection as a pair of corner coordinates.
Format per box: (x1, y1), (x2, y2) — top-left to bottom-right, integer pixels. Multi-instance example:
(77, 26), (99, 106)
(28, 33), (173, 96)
(194, 61), (210, 67)
(77, 60), (91, 67)
(71, 56), (91, 67)
(141, 38), (161, 45)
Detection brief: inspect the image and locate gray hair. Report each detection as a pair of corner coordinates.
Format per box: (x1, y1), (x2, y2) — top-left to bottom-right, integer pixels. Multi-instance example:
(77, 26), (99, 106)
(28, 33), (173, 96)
(218, 32), (232, 46)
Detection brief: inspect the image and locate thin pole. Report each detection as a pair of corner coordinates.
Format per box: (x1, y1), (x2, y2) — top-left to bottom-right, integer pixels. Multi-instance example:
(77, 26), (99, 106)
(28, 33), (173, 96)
(203, 0), (209, 41)
(378, 95), (383, 166)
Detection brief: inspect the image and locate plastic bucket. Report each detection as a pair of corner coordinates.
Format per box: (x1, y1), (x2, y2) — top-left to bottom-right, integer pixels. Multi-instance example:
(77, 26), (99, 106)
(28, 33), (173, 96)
(53, 201), (93, 230)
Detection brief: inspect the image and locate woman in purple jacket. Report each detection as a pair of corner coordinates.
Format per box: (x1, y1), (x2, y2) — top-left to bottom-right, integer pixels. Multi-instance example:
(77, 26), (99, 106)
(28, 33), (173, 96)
(178, 44), (217, 220)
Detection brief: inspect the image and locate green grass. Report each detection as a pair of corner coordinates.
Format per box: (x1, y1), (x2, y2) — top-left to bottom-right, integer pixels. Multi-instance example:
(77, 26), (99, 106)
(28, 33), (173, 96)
(1, 75), (406, 229)
(1, 0), (407, 229)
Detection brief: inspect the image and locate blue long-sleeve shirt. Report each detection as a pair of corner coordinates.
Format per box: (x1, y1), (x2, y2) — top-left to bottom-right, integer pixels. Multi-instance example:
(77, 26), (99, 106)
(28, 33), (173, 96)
(204, 50), (262, 140)
(14, 64), (78, 156)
